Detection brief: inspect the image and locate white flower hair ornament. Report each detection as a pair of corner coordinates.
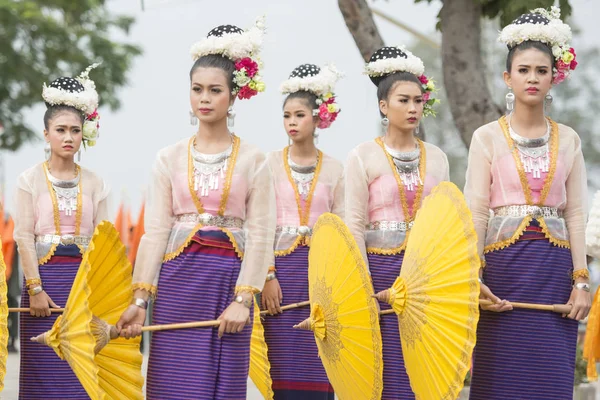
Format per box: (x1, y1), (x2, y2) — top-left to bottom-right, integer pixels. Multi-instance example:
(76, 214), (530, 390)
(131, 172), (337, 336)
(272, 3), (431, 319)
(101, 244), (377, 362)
(42, 63), (101, 147)
(365, 46), (439, 117)
(280, 63), (344, 129)
(499, 6), (577, 84)
(190, 16), (267, 100)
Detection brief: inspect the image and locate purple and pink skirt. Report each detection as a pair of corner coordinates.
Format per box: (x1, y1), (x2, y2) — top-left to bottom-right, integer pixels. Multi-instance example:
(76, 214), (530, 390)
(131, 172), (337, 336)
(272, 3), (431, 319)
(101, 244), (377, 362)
(469, 224), (578, 399)
(262, 246), (334, 399)
(369, 251), (415, 399)
(146, 230), (253, 400)
(19, 245), (88, 399)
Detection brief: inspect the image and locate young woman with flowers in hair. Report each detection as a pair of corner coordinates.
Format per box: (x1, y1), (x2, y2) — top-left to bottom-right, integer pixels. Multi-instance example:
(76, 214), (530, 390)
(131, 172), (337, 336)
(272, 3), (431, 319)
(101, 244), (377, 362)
(116, 18), (276, 399)
(345, 46), (448, 398)
(15, 65), (108, 399)
(466, 7), (590, 399)
(259, 63), (344, 399)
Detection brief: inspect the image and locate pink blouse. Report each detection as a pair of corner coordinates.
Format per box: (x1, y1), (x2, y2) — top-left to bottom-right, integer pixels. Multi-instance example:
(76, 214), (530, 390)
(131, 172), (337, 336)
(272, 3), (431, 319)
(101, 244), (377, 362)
(464, 119), (588, 271)
(267, 149), (344, 254)
(345, 139), (450, 268)
(13, 163), (109, 280)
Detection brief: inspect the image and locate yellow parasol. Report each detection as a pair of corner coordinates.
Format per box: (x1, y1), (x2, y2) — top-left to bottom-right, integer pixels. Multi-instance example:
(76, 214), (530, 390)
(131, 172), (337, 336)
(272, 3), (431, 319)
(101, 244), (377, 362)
(249, 302), (274, 400)
(584, 285), (600, 381)
(295, 213), (383, 400)
(0, 238), (8, 392)
(374, 182), (479, 400)
(32, 221), (144, 399)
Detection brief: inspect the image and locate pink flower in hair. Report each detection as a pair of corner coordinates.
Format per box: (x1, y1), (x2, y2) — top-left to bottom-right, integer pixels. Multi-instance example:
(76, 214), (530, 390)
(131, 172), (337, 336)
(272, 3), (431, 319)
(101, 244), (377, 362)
(422, 92), (430, 102)
(570, 59), (578, 70)
(553, 70), (567, 85)
(556, 60), (569, 71)
(418, 75), (428, 85)
(235, 58), (259, 78)
(237, 86), (258, 100)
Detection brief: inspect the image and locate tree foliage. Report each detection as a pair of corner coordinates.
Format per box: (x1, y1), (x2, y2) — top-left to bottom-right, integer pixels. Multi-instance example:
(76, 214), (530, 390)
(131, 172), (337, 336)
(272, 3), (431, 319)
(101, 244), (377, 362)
(0, 0), (142, 150)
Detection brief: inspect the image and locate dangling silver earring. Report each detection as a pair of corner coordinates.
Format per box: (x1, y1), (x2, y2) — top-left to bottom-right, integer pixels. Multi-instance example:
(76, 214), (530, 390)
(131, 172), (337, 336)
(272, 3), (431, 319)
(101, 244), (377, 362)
(288, 137), (292, 146)
(227, 106), (236, 128)
(415, 124), (420, 136)
(314, 131), (319, 145)
(189, 110), (198, 126)
(544, 93), (553, 115)
(44, 142), (51, 161)
(505, 88), (515, 113)
(77, 149), (81, 162)
(381, 115), (389, 134)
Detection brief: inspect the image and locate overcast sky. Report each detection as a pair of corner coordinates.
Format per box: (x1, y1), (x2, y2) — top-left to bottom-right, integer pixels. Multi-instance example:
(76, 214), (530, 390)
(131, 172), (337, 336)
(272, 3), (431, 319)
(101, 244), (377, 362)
(2, 0), (598, 217)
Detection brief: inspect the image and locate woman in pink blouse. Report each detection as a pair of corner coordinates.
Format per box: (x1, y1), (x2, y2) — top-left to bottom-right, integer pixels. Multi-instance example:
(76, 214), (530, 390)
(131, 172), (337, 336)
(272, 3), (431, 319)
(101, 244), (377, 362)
(116, 19), (276, 399)
(346, 46), (448, 398)
(15, 67), (108, 399)
(260, 63), (343, 399)
(466, 8), (590, 399)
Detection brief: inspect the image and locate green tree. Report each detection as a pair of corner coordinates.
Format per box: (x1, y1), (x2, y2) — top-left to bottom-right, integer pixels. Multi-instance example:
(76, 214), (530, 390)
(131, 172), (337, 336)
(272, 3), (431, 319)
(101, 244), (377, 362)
(0, 0), (142, 150)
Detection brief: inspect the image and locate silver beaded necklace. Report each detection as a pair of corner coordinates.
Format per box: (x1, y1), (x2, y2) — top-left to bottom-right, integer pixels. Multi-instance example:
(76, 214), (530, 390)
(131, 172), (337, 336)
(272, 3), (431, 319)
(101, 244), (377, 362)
(288, 151), (318, 199)
(47, 171), (80, 216)
(508, 115), (550, 179)
(384, 143), (422, 191)
(191, 140), (233, 197)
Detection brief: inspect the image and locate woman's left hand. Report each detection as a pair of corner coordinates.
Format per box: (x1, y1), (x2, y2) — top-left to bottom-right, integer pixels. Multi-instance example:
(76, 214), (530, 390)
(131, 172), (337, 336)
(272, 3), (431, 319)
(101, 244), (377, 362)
(564, 285), (591, 320)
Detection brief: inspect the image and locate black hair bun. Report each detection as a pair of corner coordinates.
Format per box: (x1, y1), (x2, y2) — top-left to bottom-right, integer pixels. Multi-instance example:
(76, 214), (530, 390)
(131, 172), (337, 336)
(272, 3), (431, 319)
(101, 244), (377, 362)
(49, 77), (84, 93)
(208, 25), (243, 37)
(289, 64), (321, 79)
(368, 47), (408, 86)
(512, 13), (550, 26)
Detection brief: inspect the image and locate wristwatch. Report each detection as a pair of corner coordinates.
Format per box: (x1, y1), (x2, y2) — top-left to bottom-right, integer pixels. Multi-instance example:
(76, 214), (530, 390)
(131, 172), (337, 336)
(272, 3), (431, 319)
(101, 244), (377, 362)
(234, 295), (252, 309)
(574, 282), (590, 292)
(265, 272), (277, 282)
(132, 297), (148, 309)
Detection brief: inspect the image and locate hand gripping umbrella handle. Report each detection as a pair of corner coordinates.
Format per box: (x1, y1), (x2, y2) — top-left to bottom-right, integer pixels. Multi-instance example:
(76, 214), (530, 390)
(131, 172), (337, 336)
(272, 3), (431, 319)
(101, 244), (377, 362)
(479, 299), (572, 314)
(259, 300), (310, 316)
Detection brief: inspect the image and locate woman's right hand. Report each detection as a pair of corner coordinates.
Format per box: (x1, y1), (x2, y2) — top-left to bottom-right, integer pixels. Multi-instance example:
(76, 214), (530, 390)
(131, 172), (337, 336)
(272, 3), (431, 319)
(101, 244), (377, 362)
(261, 279), (283, 315)
(480, 282), (513, 312)
(116, 305), (147, 339)
(29, 291), (60, 317)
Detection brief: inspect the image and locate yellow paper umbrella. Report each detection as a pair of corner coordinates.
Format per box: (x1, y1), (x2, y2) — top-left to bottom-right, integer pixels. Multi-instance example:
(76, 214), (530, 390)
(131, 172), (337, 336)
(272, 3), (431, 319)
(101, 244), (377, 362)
(32, 221), (143, 399)
(295, 213), (383, 400)
(0, 239), (8, 392)
(374, 182), (480, 400)
(248, 302), (274, 399)
(584, 285), (600, 381)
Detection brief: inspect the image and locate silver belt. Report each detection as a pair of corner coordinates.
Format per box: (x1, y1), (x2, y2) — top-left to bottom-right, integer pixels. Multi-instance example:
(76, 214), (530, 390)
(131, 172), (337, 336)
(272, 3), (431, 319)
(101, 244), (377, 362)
(35, 234), (91, 246)
(175, 213), (244, 228)
(367, 220), (414, 231)
(493, 205), (562, 219)
(276, 225), (312, 236)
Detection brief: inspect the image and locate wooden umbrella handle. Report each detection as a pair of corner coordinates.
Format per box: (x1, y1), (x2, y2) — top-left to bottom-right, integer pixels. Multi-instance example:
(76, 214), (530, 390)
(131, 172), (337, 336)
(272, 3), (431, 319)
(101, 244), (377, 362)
(259, 300), (310, 316)
(9, 308), (65, 313)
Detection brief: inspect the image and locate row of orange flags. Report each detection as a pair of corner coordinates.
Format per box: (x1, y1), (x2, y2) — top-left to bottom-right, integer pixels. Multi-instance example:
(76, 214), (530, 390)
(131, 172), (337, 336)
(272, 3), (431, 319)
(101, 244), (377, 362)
(114, 202), (145, 268)
(0, 207), (15, 280)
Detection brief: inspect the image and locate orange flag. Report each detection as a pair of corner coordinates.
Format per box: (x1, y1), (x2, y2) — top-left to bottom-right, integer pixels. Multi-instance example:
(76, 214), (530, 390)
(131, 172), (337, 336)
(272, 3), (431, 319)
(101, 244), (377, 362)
(128, 202), (145, 267)
(114, 203), (131, 247)
(584, 285), (600, 381)
(0, 209), (15, 279)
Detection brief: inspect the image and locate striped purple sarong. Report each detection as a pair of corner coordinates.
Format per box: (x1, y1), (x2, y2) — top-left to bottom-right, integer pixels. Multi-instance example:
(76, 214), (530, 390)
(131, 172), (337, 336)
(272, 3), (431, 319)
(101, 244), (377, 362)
(262, 246), (334, 399)
(146, 231), (253, 400)
(470, 227), (578, 399)
(369, 251), (415, 399)
(19, 245), (88, 399)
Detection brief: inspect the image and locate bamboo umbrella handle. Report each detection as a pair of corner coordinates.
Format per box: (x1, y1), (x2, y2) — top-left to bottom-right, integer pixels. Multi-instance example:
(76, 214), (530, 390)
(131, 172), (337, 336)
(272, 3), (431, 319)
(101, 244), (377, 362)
(260, 300), (310, 315)
(9, 308), (65, 313)
(479, 299), (572, 314)
(140, 319), (221, 332)
(379, 300), (572, 316)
